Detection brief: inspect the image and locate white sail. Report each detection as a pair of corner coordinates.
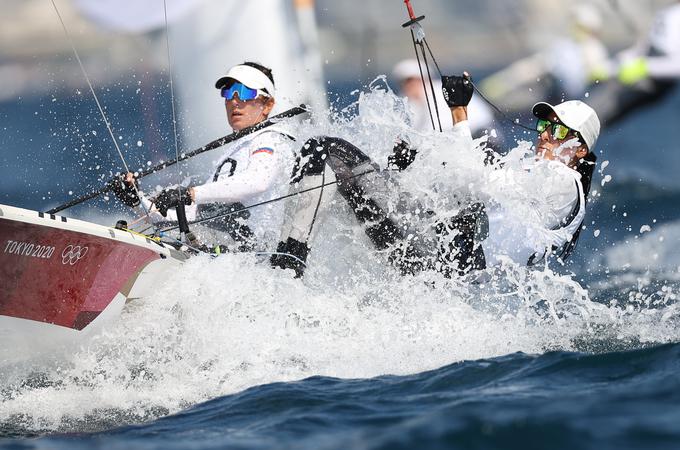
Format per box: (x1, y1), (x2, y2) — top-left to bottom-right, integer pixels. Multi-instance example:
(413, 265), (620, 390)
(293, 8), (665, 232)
(71, 0), (327, 148)
(169, 0), (324, 147)
(73, 0), (205, 33)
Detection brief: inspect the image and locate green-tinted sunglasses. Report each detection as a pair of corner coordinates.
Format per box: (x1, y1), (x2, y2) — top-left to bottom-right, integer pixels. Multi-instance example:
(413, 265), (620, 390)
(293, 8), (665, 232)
(536, 118), (577, 141)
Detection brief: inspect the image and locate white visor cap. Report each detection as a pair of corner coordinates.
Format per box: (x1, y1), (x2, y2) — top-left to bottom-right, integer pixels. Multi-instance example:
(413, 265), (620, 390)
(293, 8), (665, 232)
(392, 59), (421, 82)
(571, 3), (603, 31)
(215, 64), (275, 98)
(532, 100), (601, 151)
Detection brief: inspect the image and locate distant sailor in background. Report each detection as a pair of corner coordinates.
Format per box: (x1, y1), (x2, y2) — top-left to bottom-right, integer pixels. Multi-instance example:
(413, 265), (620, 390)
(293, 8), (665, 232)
(589, 1), (680, 126)
(443, 73), (600, 267)
(480, 3), (610, 113)
(392, 58), (494, 136)
(112, 61), (296, 252)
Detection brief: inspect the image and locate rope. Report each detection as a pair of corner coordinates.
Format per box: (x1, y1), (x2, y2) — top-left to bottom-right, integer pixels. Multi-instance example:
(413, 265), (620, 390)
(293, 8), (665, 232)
(410, 29), (437, 131)
(49, 0), (153, 220)
(423, 38), (443, 77)
(470, 81), (536, 132)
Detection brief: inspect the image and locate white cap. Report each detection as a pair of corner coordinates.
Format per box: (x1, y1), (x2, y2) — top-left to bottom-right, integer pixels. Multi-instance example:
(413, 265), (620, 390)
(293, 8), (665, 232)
(571, 3), (603, 31)
(392, 59), (422, 82)
(533, 100), (601, 151)
(215, 64), (275, 98)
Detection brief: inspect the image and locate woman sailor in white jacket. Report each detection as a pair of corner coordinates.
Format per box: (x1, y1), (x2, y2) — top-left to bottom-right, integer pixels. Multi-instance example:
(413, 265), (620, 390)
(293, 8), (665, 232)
(270, 76), (600, 278)
(114, 62), (296, 251)
(444, 74), (600, 267)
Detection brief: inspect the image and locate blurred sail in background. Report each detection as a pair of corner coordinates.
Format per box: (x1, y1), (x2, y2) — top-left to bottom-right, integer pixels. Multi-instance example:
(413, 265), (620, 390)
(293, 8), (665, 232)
(72, 0), (327, 147)
(73, 0), (204, 33)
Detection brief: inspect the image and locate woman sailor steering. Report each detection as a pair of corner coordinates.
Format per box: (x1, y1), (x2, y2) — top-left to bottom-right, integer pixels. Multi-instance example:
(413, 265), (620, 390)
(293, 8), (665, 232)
(112, 62), (296, 252)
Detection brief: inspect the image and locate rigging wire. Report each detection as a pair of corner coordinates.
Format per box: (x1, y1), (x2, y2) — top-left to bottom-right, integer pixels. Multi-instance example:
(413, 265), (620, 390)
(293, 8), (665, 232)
(402, 1), (441, 132)
(48, 0), (154, 220)
(402, 1), (535, 134)
(419, 40), (443, 132)
(49, 0), (131, 174)
(410, 29), (438, 131)
(163, 0), (184, 205)
(159, 168), (384, 233)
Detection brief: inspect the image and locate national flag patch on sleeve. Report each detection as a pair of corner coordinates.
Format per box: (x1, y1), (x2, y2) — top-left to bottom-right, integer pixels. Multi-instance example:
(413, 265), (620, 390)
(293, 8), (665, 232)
(252, 147), (274, 156)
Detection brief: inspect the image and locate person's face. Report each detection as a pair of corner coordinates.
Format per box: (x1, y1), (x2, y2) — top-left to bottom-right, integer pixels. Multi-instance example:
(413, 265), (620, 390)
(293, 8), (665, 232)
(400, 77), (426, 102)
(225, 93), (274, 131)
(535, 113), (588, 168)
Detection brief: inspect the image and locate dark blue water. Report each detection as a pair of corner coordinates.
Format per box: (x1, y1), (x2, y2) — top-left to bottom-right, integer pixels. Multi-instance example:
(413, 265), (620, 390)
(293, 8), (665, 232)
(3, 344), (680, 449)
(1, 80), (680, 448)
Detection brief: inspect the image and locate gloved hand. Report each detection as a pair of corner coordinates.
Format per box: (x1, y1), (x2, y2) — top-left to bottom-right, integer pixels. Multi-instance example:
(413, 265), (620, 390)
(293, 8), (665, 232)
(153, 187), (193, 217)
(109, 173), (140, 207)
(387, 140), (418, 171)
(618, 58), (649, 85)
(442, 73), (474, 107)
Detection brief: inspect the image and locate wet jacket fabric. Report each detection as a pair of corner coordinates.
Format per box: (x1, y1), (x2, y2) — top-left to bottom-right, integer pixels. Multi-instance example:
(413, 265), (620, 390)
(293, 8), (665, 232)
(451, 120), (586, 266)
(141, 125), (296, 248)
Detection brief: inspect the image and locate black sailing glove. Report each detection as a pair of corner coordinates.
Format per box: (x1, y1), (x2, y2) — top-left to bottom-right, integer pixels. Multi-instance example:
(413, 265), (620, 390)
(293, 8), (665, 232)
(387, 140), (418, 171)
(153, 187), (193, 217)
(109, 173), (141, 207)
(441, 73), (474, 107)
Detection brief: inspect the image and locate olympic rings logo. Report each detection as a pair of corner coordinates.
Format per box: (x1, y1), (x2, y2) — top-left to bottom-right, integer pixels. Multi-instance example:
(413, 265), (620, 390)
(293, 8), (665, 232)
(61, 245), (89, 265)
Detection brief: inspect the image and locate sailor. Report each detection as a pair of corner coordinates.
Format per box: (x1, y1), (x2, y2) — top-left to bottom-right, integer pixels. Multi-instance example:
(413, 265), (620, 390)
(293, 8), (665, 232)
(112, 61), (296, 251)
(269, 71), (598, 278)
(443, 73), (600, 266)
(589, 1), (680, 126)
(479, 3), (610, 113)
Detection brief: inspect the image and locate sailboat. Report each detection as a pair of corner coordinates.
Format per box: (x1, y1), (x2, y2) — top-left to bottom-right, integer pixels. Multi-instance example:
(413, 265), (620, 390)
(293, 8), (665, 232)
(0, 0), (325, 369)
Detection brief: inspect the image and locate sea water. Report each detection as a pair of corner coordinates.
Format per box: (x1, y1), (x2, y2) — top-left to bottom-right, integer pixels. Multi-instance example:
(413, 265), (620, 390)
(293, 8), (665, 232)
(1, 80), (680, 449)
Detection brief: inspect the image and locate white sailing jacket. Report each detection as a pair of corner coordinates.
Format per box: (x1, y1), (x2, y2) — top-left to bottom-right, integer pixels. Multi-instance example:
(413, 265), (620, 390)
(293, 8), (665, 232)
(141, 125), (296, 247)
(451, 120), (586, 267)
(481, 160), (585, 267)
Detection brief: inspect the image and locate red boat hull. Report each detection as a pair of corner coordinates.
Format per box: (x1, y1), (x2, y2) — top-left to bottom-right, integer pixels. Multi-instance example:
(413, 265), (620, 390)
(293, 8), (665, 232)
(1, 211), (161, 331)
